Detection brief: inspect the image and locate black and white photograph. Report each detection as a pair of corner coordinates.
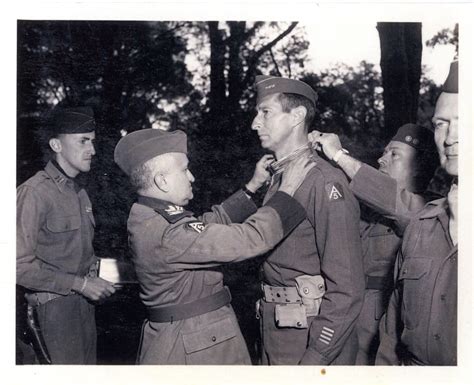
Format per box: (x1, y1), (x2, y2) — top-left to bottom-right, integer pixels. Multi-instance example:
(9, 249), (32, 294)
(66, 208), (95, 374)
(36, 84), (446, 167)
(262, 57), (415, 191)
(4, 1), (473, 385)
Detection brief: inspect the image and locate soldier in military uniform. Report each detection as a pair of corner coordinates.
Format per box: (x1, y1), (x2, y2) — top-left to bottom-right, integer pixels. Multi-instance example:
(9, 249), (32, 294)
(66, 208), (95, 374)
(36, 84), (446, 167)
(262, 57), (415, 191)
(376, 60), (459, 365)
(251, 75), (365, 365)
(114, 128), (314, 364)
(309, 123), (439, 364)
(16, 107), (116, 364)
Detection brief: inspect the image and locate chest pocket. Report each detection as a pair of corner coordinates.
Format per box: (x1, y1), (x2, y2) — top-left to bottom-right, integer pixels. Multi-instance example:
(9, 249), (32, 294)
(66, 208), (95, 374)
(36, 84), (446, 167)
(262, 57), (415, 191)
(366, 224), (401, 265)
(398, 258), (432, 330)
(46, 215), (81, 233)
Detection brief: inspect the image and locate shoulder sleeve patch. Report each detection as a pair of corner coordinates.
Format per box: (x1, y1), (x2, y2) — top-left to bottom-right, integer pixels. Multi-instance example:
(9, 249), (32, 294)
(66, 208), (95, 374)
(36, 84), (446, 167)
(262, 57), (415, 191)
(186, 221), (206, 233)
(325, 182), (345, 201)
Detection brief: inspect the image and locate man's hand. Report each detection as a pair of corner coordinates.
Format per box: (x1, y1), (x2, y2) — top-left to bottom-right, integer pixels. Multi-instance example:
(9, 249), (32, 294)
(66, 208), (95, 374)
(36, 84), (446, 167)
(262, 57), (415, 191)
(308, 130), (342, 161)
(81, 277), (116, 301)
(246, 154), (275, 193)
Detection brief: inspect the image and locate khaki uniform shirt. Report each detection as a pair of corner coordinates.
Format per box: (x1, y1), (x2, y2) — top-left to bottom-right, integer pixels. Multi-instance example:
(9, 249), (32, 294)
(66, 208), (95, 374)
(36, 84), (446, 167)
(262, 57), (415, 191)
(17, 161), (96, 294)
(376, 198), (457, 365)
(128, 190), (305, 364)
(261, 151), (365, 365)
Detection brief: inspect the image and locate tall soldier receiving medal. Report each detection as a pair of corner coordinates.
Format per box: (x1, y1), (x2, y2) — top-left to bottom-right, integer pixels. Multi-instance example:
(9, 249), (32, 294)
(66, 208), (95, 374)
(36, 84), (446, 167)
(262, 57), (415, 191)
(16, 107), (116, 364)
(251, 76), (365, 365)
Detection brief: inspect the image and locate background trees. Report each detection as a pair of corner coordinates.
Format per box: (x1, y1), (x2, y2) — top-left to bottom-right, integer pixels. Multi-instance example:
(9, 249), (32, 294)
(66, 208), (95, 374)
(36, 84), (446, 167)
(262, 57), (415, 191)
(16, 20), (454, 363)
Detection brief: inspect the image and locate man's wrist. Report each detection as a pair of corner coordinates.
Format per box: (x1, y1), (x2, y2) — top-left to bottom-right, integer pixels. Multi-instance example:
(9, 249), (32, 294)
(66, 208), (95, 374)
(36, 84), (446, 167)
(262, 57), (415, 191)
(332, 148), (349, 163)
(243, 184), (257, 198)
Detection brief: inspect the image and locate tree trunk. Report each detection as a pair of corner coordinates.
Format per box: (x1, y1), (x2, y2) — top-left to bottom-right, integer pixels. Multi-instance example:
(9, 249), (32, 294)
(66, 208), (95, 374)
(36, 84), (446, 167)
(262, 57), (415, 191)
(208, 22), (227, 119)
(377, 22), (422, 140)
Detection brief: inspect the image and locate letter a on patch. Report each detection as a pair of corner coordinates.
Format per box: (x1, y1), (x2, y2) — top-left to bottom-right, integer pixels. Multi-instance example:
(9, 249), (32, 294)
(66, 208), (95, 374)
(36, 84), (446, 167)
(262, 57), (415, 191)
(187, 221), (206, 233)
(325, 182), (344, 201)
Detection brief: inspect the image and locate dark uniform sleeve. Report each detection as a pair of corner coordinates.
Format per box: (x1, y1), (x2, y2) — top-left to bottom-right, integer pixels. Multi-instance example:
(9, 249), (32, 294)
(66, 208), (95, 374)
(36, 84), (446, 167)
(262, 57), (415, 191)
(376, 249), (404, 365)
(161, 192), (305, 269)
(201, 189), (258, 225)
(350, 164), (426, 232)
(300, 174), (365, 365)
(16, 185), (76, 294)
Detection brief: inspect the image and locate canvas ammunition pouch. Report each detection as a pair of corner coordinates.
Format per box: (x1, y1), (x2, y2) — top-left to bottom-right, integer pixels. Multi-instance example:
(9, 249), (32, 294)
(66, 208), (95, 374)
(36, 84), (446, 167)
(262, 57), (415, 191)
(262, 275), (326, 329)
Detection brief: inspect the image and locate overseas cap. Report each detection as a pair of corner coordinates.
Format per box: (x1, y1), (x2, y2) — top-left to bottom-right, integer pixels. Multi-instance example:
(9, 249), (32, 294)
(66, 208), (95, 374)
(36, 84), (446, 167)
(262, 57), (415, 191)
(114, 129), (187, 175)
(442, 60), (458, 93)
(48, 106), (96, 136)
(254, 75), (318, 106)
(391, 123), (435, 151)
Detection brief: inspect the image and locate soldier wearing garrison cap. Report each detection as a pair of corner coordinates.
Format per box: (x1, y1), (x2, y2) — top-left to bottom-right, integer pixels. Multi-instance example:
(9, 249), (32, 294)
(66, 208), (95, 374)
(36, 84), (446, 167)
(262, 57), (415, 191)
(251, 75), (365, 365)
(377, 59), (459, 365)
(17, 106), (116, 364)
(310, 122), (439, 364)
(115, 128), (314, 364)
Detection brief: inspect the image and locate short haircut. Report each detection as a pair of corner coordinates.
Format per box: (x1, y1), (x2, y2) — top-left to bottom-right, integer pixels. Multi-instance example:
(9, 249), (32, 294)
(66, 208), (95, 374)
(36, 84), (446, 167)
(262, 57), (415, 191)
(277, 93), (316, 130)
(129, 154), (174, 192)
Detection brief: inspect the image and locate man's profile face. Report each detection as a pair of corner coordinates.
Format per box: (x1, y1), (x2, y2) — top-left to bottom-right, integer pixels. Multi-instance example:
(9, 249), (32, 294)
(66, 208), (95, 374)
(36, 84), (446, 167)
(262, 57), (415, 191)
(251, 94), (293, 152)
(377, 140), (417, 191)
(161, 153), (195, 206)
(432, 92), (458, 176)
(52, 132), (96, 177)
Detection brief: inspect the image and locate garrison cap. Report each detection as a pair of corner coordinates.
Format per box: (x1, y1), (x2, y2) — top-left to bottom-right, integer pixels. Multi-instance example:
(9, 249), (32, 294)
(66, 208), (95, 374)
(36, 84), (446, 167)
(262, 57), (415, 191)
(48, 106), (96, 137)
(114, 129), (187, 175)
(391, 123), (435, 151)
(442, 60), (458, 93)
(254, 75), (318, 106)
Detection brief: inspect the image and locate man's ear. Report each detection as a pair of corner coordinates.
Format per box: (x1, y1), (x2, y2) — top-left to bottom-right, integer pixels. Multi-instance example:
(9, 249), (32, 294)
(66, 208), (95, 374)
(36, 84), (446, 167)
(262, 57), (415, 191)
(154, 173), (168, 192)
(49, 138), (62, 153)
(291, 106), (307, 127)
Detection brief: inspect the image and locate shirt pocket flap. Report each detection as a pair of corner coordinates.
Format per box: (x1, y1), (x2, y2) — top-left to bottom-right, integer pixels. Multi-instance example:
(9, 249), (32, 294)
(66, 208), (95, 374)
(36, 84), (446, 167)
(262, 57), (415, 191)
(399, 258), (432, 280)
(47, 215), (81, 233)
(182, 316), (236, 354)
(368, 224), (394, 237)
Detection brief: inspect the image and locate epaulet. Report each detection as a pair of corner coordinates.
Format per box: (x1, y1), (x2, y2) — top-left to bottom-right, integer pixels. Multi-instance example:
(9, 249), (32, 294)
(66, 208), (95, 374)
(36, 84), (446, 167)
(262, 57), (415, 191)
(154, 204), (194, 224)
(21, 171), (50, 188)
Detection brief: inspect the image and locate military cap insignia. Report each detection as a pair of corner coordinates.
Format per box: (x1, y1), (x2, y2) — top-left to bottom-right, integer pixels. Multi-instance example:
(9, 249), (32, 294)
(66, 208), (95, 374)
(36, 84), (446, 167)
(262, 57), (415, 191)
(186, 221), (206, 233)
(325, 182), (344, 201)
(165, 205), (184, 215)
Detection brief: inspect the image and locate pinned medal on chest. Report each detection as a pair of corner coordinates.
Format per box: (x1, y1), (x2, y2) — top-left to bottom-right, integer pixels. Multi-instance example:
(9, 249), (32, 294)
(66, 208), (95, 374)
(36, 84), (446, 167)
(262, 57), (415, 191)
(325, 182), (345, 202)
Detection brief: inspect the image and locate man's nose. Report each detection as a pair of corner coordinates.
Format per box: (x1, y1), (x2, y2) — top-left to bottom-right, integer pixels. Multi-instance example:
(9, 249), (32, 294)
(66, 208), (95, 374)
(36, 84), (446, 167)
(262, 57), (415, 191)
(251, 116), (262, 131)
(377, 154), (387, 167)
(445, 121), (458, 146)
(89, 142), (96, 156)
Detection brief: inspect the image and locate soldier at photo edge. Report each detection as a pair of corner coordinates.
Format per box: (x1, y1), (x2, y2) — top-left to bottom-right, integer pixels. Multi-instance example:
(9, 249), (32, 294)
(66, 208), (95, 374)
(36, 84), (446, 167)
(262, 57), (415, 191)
(16, 107), (116, 364)
(114, 128), (314, 364)
(376, 59), (459, 365)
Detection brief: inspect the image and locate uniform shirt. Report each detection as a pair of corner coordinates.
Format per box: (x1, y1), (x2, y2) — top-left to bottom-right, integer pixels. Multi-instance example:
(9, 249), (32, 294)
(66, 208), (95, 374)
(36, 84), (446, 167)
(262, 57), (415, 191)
(262, 150), (365, 365)
(351, 164), (427, 280)
(17, 161), (96, 294)
(127, 190), (305, 364)
(128, 190), (305, 309)
(376, 198), (457, 365)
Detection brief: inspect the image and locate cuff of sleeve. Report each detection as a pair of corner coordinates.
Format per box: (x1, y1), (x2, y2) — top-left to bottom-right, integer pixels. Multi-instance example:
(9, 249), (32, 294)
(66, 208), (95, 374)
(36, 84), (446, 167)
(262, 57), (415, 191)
(264, 192), (306, 236)
(299, 347), (330, 365)
(71, 276), (86, 293)
(222, 189), (258, 223)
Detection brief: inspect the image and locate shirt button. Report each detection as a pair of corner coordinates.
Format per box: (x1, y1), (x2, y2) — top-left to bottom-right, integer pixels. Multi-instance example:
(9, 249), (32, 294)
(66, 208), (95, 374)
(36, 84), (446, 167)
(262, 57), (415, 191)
(387, 228), (392, 233)
(211, 336), (216, 342)
(297, 321), (302, 327)
(303, 288), (309, 295)
(434, 334), (441, 340)
(441, 294), (446, 301)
